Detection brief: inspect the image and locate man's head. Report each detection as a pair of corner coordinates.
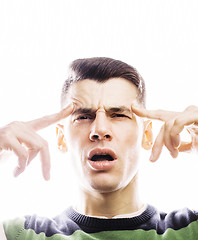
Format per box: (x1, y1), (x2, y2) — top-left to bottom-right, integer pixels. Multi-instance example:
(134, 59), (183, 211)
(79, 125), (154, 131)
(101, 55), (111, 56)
(61, 57), (146, 108)
(58, 57), (152, 195)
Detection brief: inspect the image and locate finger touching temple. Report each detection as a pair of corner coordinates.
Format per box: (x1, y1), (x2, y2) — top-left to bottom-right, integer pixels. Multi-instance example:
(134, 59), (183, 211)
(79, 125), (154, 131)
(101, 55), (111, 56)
(131, 104), (179, 122)
(26, 103), (75, 131)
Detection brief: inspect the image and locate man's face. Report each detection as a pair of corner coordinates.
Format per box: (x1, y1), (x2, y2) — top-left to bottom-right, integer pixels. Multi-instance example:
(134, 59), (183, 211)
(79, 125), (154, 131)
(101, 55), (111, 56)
(63, 78), (144, 193)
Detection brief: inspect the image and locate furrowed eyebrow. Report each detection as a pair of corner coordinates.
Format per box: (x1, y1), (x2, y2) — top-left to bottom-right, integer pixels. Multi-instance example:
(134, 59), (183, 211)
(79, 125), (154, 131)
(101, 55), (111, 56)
(72, 108), (96, 115)
(107, 107), (132, 115)
(72, 106), (132, 116)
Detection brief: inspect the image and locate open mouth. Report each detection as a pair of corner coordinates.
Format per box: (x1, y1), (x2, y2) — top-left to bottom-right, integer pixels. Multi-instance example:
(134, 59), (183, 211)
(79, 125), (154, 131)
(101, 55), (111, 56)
(91, 154), (114, 161)
(87, 148), (117, 170)
(88, 148), (117, 161)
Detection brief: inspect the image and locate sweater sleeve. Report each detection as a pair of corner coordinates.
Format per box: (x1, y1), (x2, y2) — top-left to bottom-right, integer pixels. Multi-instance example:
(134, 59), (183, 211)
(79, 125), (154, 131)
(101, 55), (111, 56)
(3, 217), (25, 240)
(3, 217), (54, 240)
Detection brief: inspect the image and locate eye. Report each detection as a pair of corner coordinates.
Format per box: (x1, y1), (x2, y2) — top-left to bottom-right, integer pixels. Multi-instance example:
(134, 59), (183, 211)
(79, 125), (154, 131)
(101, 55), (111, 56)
(74, 115), (94, 122)
(111, 113), (128, 118)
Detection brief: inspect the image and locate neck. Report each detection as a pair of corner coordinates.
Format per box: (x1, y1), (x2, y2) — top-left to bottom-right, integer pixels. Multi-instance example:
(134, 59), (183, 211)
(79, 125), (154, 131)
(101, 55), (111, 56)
(75, 175), (143, 218)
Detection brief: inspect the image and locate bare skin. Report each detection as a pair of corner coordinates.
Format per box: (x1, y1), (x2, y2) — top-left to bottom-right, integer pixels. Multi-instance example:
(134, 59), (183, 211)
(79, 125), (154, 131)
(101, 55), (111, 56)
(131, 104), (198, 161)
(62, 79), (146, 217)
(0, 80), (198, 238)
(61, 79), (198, 217)
(0, 103), (74, 238)
(0, 103), (74, 180)
(1, 103), (197, 182)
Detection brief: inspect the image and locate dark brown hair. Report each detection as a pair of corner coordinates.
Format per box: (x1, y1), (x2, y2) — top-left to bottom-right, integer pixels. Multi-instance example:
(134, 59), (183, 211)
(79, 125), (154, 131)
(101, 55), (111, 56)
(61, 57), (146, 107)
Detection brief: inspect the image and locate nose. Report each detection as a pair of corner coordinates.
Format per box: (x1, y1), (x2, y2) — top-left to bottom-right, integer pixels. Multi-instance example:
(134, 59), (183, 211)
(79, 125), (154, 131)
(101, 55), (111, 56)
(89, 112), (112, 142)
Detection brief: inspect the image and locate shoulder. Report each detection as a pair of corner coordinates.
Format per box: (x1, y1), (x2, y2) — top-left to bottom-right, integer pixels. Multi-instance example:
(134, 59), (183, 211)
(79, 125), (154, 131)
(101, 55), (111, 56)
(21, 209), (78, 237)
(151, 206), (198, 234)
(2, 208), (77, 239)
(3, 214), (63, 239)
(3, 217), (26, 239)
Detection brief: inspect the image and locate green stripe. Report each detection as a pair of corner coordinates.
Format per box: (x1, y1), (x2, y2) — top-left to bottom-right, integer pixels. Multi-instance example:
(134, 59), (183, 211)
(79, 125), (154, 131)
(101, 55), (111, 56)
(4, 218), (198, 240)
(61, 221), (198, 240)
(3, 217), (25, 240)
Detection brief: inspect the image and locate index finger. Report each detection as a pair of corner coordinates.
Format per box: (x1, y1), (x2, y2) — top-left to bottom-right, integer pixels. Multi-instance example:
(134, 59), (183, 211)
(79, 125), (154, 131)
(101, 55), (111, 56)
(131, 104), (179, 122)
(26, 103), (75, 131)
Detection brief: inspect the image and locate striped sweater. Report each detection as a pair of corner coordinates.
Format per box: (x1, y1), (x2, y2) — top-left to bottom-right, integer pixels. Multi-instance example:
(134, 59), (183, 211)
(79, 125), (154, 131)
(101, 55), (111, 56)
(3, 204), (198, 239)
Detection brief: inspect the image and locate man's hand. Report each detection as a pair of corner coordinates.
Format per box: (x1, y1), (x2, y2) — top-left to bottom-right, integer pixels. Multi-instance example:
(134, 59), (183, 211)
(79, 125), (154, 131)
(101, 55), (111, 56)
(132, 104), (198, 162)
(0, 103), (74, 180)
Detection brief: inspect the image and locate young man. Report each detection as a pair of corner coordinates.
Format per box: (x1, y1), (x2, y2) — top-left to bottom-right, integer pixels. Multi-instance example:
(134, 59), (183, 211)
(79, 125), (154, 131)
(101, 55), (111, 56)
(0, 57), (198, 239)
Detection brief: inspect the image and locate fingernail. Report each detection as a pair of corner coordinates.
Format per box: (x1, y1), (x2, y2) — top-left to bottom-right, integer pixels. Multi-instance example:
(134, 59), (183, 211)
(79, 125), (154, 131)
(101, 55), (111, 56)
(172, 139), (180, 148)
(64, 102), (73, 110)
(44, 172), (50, 181)
(149, 153), (154, 162)
(66, 102), (76, 113)
(66, 103), (74, 110)
(170, 150), (178, 158)
(13, 166), (23, 178)
(72, 102), (77, 112)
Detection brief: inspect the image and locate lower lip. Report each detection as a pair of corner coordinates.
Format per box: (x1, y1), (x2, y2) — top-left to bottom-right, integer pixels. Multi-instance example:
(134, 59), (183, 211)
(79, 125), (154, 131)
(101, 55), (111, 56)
(88, 159), (117, 171)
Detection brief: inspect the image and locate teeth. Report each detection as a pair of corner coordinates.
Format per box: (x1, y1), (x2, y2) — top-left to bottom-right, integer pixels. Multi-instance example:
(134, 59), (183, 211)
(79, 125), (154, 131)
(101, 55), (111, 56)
(91, 154), (114, 161)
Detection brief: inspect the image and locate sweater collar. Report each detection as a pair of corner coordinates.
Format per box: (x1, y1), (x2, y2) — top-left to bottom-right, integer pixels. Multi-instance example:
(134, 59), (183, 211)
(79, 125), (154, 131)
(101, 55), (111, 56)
(65, 204), (156, 230)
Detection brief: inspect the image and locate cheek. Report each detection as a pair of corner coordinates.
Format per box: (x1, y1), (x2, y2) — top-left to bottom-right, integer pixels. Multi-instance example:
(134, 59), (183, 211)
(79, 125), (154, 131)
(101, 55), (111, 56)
(122, 132), (141, 160)
(63, 121), (76, 149)
(64, 121), (88, 158)
(116, 121), (141, 144)
(116, 122), (143, 166)
(122, 126), (142, 167)
(63, 124), (85, 174)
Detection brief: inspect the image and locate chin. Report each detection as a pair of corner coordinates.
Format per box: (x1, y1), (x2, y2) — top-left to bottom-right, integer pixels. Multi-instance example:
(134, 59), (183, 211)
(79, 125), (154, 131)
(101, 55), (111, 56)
(86, 174), (123, 193)
(90, 185), (120, 194)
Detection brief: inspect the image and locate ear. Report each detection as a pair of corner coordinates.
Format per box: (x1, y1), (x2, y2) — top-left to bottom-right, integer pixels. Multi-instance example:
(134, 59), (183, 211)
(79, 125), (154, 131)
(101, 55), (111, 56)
(142, 120), (153, 150)
(56, 124), (68, 152)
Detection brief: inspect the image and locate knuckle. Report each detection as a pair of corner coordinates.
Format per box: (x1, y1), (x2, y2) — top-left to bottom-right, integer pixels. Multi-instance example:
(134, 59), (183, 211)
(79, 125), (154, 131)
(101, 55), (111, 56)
(0, 130), (11, 141)
(42, 139), (49, 148)
(34, 142), (42, 150)
(39, 139), (49, 150)
(2, 121), (25, 136)
(0, 129), (14, 148)
(9, 121), (24, 129)
(19, 153), (28, 162)
(164, 120), (172, 130)
(28, 137), (48, 152)
(173, 118), (182, 128)
(170, 129), (176, 138)
(185, 105), (197, 111)
(1, 120), (24, 132)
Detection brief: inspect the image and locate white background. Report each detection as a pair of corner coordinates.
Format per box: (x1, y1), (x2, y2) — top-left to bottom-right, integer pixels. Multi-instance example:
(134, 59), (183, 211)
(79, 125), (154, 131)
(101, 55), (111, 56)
(0, 0), (198, 219)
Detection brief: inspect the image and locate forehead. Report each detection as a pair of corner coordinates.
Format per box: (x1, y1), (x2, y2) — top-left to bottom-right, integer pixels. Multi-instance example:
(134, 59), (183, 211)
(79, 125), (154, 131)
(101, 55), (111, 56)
(66, 78), (138, 109)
